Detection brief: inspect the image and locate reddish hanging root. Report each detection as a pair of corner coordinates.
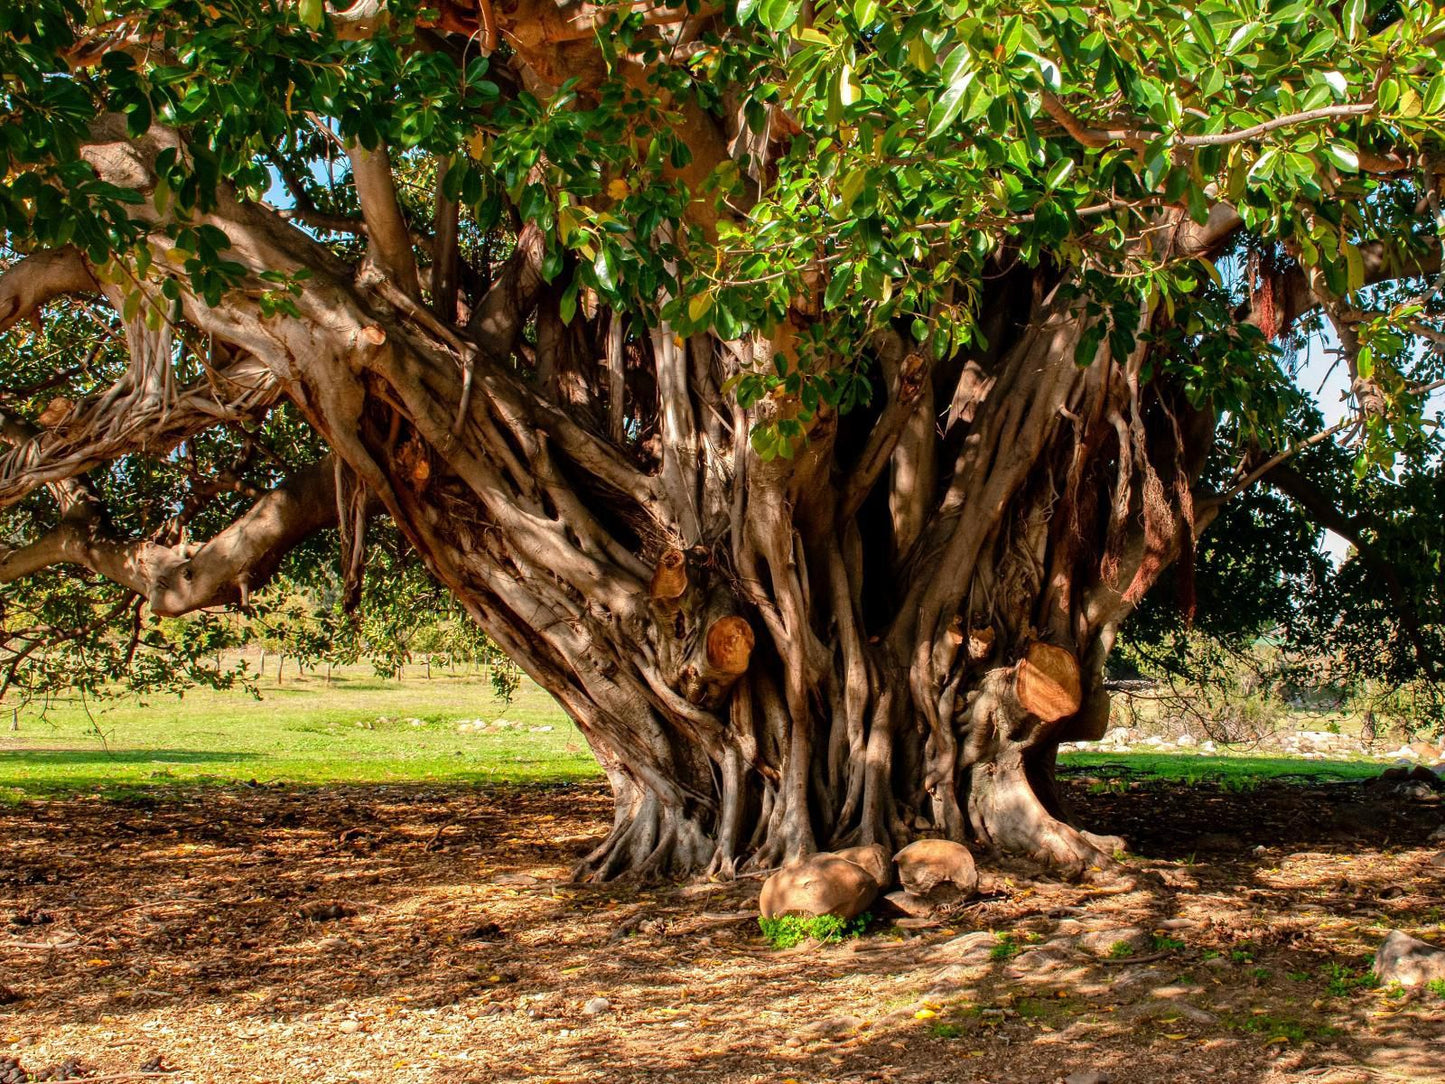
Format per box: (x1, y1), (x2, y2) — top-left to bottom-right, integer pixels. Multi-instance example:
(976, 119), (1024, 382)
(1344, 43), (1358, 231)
(1248, 249), (1281, 341)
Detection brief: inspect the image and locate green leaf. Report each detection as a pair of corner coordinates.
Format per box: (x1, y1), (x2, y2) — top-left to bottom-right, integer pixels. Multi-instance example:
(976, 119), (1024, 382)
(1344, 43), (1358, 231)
(1321, 142), (1359, 172)
(299, 0), (324, 30)
(758, 0), (803, 32)
(927, 68), (976, 138)
(1044, 157), (1075, 191)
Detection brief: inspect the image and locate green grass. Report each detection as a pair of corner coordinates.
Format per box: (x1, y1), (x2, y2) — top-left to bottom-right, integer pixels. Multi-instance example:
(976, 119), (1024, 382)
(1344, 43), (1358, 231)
(1058, 751), (1386, 785)
(0, 663), (599, 799)
(0, 669), (1402, 803)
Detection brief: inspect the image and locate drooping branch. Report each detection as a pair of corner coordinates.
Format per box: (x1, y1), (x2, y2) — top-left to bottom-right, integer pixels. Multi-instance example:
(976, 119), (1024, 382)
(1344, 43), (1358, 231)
(1265, 462), (1442, 682)
(0, 353), (281, 510)
(0, 457), (340, 617)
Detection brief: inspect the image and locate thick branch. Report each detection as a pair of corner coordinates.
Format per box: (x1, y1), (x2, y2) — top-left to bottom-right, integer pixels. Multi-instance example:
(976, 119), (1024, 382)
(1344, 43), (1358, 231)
(347, 141), (421, 298)
(0, 458), (339, 617)
(0, 248), (99, 334)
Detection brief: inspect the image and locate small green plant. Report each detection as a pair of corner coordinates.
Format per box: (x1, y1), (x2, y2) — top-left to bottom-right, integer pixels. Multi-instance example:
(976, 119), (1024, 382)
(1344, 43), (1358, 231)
(990, 932), (1023, 961)
(1426, 978), (1445, 998)
(1108, 941), (1136, 959)
(929, 1022), (965, 1039)
(1287, 971), (1311, 982)
(1321, 961), (1380, 997)
(1230, 947), (1255, 964)
(757, 912), (870, 949)
(1152, 934), (1185, 952)
(1252, 966), (1272, 981)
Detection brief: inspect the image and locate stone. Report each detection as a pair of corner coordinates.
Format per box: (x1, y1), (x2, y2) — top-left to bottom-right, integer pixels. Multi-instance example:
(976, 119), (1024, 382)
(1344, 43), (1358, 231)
(1064, 1071), (1110, 1084)
(893, 839), (979, 897)
(759, 855), (878, 920)
(1429, 824), (1445, 843)
(1409, 765), (1442, 788)
(832, 843), (892, 888)
(1429, 852), (1445, 869)
(582, 997), (611, 1016)
(880, 890), (939, 919)
(1076, 926), (1151, 958)
(338, 1020), (361, 1034)
(799, 1014), (864, 1040)
(1373, 930), (1445, 987)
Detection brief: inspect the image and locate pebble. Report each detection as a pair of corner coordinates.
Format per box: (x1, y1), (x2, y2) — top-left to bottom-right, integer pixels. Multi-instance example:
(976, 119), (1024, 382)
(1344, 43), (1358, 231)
(339, 1020), (361, 1034)
(1064, 1072), (1110, 1084)
(582, 997), (611, 1016)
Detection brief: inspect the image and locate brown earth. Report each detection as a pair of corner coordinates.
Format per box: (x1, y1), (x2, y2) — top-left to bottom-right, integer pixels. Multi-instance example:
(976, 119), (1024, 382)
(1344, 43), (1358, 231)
(2, 775), (1444, 1083)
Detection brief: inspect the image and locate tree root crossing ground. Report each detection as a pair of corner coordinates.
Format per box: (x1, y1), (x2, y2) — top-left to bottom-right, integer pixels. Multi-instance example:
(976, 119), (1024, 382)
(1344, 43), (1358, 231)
(3, 778), (1444, 1083)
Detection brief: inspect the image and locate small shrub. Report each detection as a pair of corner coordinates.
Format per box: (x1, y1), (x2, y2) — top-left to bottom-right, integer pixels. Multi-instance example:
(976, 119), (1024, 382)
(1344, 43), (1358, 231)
(758, 912), (869, 949)
(1426, 978), (1445, 998)
(929, 1022), (964, 1039)
(1152, 934), (1186, 952)
(1108, 941), (1135, 959)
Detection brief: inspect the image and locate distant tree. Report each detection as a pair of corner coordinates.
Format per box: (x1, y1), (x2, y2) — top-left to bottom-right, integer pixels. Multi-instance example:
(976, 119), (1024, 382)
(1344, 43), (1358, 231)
(1, 0), (1443, 878)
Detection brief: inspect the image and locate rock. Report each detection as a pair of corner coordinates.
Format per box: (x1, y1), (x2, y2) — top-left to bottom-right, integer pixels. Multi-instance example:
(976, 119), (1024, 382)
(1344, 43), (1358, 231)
(799, 1014), (864, 1040)
(759, 855), (878, 920)
(1076, 926), (1150, 958)
(1429, 852), (1445, 869)
(528, 725), (554, 733)
(582, 997), (611, 1016)
(832, 843), (891, 887)
(879, 889), (948, 919)
(1373, 930), (1445, 986)
(297, 901), (351, 921)
(1430, 824), (1445, 843)
(1175, 733), (1197, 748)
(338, 1019), (361, 1034)
(1409, 765), (1442, 788)
(1064, 1071), (1110, 1084)
(893, 839), (978, 897)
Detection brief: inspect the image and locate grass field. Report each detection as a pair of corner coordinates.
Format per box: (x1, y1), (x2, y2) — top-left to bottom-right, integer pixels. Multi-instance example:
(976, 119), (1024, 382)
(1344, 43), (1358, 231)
(0, 658), (1396, 799)
(0, 660), (599, 799)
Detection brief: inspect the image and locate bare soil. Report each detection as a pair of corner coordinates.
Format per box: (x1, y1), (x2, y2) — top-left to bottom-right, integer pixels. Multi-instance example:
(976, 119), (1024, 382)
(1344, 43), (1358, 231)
(3, 776), (1444, 1083)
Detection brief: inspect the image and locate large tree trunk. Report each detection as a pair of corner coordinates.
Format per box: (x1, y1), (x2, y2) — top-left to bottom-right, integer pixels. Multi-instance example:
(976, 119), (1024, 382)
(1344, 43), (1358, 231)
(0, 120), (1226, 882)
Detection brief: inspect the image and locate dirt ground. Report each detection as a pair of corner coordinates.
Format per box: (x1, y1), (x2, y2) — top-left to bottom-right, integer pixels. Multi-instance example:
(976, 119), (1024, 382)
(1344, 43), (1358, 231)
(3, 775), (1444, 1084)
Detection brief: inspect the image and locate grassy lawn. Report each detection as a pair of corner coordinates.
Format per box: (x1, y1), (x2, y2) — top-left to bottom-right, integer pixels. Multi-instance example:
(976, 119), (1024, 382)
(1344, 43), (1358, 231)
(1057, 751), (1386, 786)
(0, 657), (1394, 799)
(0, 661), (599, 799)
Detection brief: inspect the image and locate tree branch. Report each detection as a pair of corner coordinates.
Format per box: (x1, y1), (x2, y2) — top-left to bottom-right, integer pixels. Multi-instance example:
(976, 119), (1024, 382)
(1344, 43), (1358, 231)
(0, 248), (99, 334)
(347, 140), (421, 298)
(1265, 462), (1442, 682)
(0, 458), (341, 617)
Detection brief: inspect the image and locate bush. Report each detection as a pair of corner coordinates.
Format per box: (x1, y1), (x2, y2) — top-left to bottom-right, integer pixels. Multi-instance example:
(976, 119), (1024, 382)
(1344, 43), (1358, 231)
(757, 912), (869, 949)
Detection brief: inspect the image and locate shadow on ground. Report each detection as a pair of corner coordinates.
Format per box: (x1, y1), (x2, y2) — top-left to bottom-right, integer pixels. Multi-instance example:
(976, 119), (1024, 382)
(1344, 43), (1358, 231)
(1, 774), (1443, 1082)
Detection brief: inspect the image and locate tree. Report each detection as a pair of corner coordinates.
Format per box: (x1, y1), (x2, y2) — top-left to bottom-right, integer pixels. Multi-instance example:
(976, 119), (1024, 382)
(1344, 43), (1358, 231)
(2, 0), (1443, 878)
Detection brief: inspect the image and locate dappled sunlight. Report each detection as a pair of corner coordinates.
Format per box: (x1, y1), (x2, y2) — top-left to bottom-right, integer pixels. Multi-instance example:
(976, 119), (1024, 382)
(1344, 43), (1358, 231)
(3, 775), (1443, 1081)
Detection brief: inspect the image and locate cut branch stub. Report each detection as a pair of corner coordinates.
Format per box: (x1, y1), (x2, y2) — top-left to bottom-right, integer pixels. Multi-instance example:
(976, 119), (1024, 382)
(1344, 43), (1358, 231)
(1014, 642), (1082, 723)
(705, 616), (754, 676)
(650, 547), (688, 603)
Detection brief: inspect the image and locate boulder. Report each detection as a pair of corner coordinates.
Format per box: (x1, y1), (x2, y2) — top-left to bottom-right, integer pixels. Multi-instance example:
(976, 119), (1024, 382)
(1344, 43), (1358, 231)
(879, 889), (955, 919)
(759, 855), (878, 920)
(894, 839), (979, 897)
(1373, 930), (1445, 987)
(832, 843), (891, 888)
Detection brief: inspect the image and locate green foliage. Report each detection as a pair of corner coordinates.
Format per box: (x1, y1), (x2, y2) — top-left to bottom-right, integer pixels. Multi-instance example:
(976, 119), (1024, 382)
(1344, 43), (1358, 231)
(757, 911), (870, 949)
(1108, 940), (1135, 959)
(1322, 961), (1381, 997)
(1427, 978), (1445, 998)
